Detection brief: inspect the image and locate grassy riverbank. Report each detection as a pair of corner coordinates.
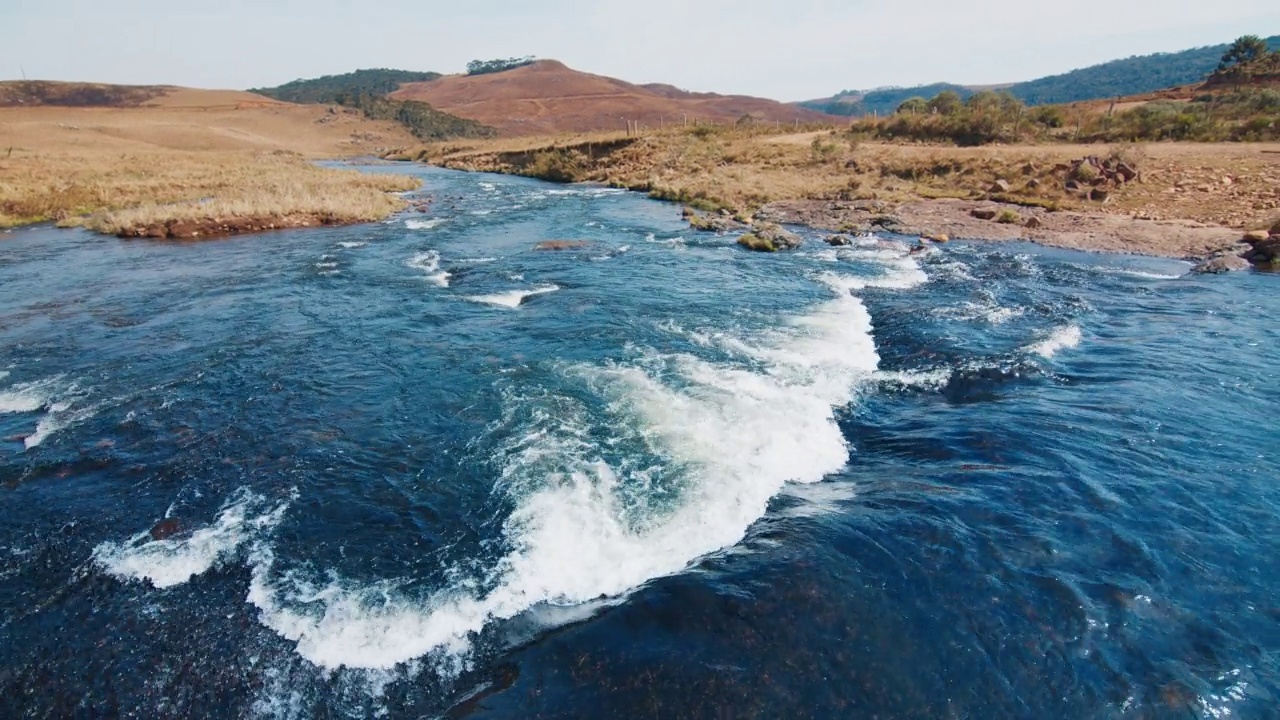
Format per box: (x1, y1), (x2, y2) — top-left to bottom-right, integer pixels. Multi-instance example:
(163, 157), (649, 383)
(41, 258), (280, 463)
(0, 90), (421, 237)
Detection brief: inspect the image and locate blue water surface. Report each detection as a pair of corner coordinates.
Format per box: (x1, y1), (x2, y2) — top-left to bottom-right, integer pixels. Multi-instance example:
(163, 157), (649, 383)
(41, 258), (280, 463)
(1, 164), (1278, 719)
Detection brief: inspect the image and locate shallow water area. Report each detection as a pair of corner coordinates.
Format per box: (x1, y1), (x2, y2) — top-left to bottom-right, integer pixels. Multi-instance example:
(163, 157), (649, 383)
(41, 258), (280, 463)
(1, 165), (1278, 718)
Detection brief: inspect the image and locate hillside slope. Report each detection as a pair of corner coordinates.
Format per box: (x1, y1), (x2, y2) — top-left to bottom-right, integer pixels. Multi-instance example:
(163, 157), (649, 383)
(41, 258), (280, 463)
(250, 69), (443, 104)
(802, 35), (1280, 115)
(0, 81), (416, 156)
(250, 69), (494, 141)
(390, 60), (837, 135)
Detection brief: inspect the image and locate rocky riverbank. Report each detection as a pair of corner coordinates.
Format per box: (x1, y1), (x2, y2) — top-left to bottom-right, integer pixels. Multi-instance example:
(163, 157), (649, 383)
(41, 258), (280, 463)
(753, 197), (1250, 261)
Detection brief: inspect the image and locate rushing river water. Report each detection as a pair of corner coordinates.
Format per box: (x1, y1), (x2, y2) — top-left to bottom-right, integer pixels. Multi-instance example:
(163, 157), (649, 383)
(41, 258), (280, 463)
(2, 164), (1278, 719)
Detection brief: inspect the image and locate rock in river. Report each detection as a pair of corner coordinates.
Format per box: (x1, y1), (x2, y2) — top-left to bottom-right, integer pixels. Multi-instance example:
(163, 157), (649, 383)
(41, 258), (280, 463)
(1191, 255), (1250, 274)
(738, 223), (802, 253)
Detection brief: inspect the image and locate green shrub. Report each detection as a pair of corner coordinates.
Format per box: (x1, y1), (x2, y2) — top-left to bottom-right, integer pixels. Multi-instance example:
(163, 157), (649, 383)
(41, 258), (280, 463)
(995, 209), (1022, 224)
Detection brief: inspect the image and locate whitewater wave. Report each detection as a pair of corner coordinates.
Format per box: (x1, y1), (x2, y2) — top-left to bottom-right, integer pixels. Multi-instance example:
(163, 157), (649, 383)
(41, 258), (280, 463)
(465, 285), (560, 309)
(97, 267), (897, 673)
(936, 298), (1025, 325)
(874, 368), (952, 390)
(239, 275), (881, 671)
(93, 488), (293, 589)
(406, 219), (448, 231)
(407, 251), (451, 288)
(819, 254), (928, 293)
(339, 241), (369, 249)
(1026, 324), (1083, 359)
(0, 378), (55, 414)
(1, 376), (98, 449)
(1098, 267), (1185, 281)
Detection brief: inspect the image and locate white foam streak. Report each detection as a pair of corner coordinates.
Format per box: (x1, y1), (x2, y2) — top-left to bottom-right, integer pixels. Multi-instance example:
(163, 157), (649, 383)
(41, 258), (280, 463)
(339, 241), (369, 249)
(93, 489), (291, 589)
(0, 376), (98, 449)
(465, 285), (560, 309)
(406, 251), (451, 287)
(819, 256), (927, 292)
(405, 218), (447, 231)
(0, 379), (53, 414)
(1026, 324), (1083, 359)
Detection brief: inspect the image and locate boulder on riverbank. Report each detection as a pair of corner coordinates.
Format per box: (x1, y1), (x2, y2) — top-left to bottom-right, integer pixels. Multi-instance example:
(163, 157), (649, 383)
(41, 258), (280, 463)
(1243, 235), (1280, 266)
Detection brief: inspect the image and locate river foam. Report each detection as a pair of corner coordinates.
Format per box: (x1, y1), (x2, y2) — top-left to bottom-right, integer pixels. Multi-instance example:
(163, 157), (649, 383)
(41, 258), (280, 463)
(465, 285), (560, 309)
(93, 489), (293, 589)
(1026, 324), (1083, 359)
(407, 251), (451, 287)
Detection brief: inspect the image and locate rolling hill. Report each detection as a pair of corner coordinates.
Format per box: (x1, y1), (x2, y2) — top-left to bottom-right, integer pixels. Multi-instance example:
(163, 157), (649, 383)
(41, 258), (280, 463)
(250, 69), (494, 141)
(389, 59), (837, 135)
(249, 69), (442, 104)
(0, 81), (416, 156)
(802, 34), (1280, 115)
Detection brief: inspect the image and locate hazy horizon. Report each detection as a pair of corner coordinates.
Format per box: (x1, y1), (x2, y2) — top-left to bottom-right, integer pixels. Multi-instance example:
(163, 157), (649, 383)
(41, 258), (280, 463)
(2, 1), (1278, 102)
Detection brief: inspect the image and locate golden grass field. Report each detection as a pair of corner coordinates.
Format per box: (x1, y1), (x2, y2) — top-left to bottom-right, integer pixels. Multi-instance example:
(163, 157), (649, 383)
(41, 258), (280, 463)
(418, 127), (1280, 231)
(0, 84), (421, 234)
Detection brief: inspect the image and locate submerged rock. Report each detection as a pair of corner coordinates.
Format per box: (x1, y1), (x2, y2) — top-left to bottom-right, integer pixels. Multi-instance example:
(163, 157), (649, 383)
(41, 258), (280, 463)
(534, 240), (591, 251)
(149, 518), (183, 542)
(824, 234), (852, 247)
(1191, 255), (1250, 274)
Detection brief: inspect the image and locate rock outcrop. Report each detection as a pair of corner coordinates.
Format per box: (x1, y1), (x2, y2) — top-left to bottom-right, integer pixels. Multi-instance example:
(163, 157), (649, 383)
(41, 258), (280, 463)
(737, 222), (803, 252)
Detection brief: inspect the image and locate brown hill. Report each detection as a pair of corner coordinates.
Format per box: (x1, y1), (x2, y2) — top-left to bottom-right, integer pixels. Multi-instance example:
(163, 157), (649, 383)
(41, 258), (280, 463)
(0, 81), (291, 110)
(390, 60), (838, 135)
(0, 81), (415, 157)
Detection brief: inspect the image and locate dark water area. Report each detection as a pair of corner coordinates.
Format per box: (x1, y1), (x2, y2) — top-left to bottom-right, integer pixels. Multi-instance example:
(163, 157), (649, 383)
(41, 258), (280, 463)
(1, 164), (1278, 719)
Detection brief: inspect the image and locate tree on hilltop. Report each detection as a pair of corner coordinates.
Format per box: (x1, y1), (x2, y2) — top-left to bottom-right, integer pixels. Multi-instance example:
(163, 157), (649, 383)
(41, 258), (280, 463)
(1220, 35), (1269, 70)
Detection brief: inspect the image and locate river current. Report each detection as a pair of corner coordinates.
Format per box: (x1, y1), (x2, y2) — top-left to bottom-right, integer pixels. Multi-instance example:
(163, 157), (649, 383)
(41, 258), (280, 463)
(1, 164), (1278, 718)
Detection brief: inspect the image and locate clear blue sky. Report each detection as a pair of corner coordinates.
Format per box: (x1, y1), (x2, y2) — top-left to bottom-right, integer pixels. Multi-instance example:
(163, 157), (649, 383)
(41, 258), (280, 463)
(2, 0), (1278, 101)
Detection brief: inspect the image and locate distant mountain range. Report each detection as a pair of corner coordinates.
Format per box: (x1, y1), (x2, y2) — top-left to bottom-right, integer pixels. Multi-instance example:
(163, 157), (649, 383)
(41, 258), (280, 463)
(801, 35), (1280, 116)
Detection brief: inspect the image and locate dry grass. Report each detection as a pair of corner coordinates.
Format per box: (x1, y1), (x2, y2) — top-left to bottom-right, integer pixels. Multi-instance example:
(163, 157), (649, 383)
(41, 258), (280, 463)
(0, 95), (421, 233)
(1, 150), (418, 232)
(418, 126), (1280, 229)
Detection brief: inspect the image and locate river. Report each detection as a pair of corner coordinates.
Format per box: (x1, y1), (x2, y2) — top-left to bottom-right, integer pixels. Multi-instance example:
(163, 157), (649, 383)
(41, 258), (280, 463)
(1, 164), (1278, 718)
